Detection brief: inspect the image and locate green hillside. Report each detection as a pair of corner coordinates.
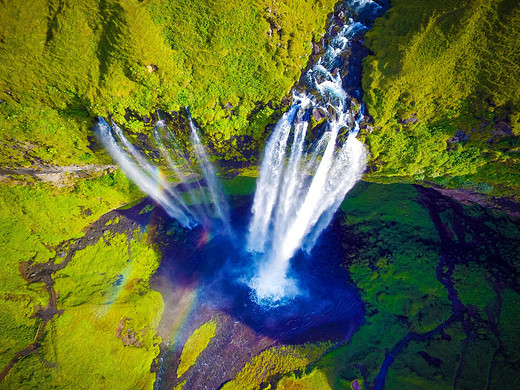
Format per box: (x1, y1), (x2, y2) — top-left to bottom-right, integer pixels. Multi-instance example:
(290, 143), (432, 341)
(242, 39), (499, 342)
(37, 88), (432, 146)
(362, 0), (520, 198)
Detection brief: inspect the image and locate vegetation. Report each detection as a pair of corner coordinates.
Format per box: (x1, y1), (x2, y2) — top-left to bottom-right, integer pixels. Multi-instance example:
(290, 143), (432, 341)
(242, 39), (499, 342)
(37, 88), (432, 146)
(177, 320), (217, 378)
(0, 176), (162, 388)
(314, 182), (520, 389)
(0, 1), (338, 387)
(362, 0), (520, 198)
(0, 0), (337, 170)
(4, 229), (163, 389)
(222, 343), (330, 390)
(2, 0), (520, 389)
(277, 369), (332, 390)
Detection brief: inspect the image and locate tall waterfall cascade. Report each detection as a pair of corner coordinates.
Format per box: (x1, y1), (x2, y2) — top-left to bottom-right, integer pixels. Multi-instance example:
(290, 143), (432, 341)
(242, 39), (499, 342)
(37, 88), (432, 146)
(246, 0), (383, 302)
(95, 0), (384, 304)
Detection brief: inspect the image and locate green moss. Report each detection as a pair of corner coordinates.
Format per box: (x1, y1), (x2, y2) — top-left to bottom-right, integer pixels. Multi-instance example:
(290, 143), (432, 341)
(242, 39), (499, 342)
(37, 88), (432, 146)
(277, 369), (332, 390)
(54, 232), (160, 307)
(341, 182), (437, 235)
(0, 173), (142, 371)
(385, 322), (466, 390)
(317, 183), (456, 387)
(222, 343), (330, 390)
(452, 263), (496, 315)
(174, 380), (186, 390)
(454, 335), (499, 390)
(1, 227), (163, 389)
(362, 0), (520, 197)
(498, 289), (520, 363)
(3, 227), (163, 389)
(221, 176), (257, 197)
(177, 320), (217, 378)
(0, 0), (337, 168)
(0, 171), (140, 249)
(0, 175), (163, 388)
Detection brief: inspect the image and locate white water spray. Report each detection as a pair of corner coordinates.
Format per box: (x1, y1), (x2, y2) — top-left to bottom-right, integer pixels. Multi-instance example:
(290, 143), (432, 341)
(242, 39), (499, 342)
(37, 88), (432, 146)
(246, 0), (383, 302)
(95, 115), (230, 230)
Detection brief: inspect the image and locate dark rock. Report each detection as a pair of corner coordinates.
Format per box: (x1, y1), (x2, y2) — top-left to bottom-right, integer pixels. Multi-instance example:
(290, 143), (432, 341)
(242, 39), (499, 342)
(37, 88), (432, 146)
(312, 42), (323, 56)
(331, 25), (342, 36)
(455, 129), (470, 141)
(312, 107), (327, 122)
(493, 120), (513, 135)
(400, 113), (418, 125)
(280, 96), (291, 106)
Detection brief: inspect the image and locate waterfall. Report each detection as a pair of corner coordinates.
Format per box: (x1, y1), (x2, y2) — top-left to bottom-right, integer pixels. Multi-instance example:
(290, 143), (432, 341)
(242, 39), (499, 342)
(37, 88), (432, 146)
(95, 115), (230, 230)
(95, 0), (385, 305)
(247, 0), (383, 302)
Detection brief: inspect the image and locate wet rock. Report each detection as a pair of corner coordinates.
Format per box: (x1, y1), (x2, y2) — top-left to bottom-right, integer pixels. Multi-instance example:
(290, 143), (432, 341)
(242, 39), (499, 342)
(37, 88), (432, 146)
(455, 129), (470, 141)
(447, 129), (470, 145)
(312, 42), (323, 56)
(280, 95), (291, 106)
(312, 107), (327, 122)
(331, 25), (342, 37)
(493, 119), (513, 135)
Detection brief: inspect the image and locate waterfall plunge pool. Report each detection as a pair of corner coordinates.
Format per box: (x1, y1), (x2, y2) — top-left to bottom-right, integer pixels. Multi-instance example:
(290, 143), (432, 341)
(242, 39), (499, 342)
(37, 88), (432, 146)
(118, 187), (364, 344)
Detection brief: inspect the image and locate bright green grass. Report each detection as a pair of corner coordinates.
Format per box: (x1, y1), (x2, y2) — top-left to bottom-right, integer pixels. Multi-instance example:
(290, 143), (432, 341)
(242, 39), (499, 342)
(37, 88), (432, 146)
(277, 369), (332, 390)
(362, 0), (520, 197)
(177, 320), (217, 378)
(222, 343), (330, 390)
(0, 174), (154, 387)
(2, 227), (163, 389)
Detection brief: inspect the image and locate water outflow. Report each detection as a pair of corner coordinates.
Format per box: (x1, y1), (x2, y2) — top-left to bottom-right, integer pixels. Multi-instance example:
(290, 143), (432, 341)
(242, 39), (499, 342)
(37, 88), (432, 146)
(247, 0), (383, 303)
(95, 115), (230, 231)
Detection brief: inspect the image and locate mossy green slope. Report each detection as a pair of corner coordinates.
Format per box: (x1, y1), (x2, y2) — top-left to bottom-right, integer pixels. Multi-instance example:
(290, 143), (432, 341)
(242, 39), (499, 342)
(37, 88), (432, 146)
(0, 0), (336, 169)
(177, 320), (217, 378)
(0, 178), (161, 389)
(362, 0), (520, 197)
(222, 343), (330, 390)
(4, 229), (163, 389)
